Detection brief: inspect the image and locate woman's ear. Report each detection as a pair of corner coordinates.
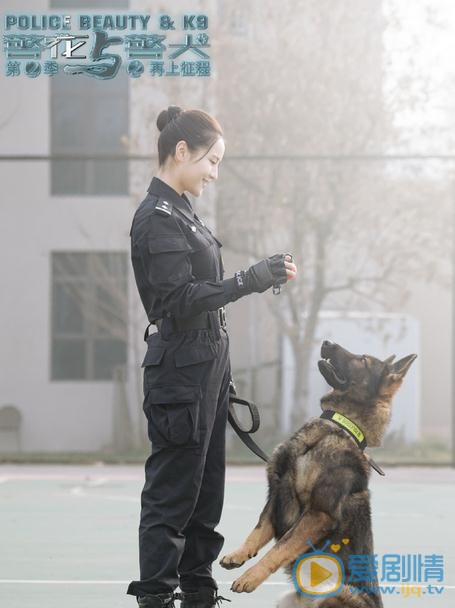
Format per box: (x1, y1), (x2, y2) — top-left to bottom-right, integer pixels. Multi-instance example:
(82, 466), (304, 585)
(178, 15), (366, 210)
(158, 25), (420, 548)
(174, 139), (189, 162)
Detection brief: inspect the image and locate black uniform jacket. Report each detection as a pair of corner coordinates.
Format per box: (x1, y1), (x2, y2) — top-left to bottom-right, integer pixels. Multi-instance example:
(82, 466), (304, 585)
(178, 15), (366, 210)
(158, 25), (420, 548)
(130, 177), (241, 323)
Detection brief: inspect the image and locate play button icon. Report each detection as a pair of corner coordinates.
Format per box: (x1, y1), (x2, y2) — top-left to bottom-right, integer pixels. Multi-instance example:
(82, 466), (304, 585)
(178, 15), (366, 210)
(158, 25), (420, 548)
(294, 553), (344, 597)
(311, 561), (333, 587)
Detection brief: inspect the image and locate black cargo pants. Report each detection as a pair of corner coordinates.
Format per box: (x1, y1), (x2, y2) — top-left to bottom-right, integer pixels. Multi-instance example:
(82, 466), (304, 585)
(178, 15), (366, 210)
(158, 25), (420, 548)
(127, 314), (231, 597)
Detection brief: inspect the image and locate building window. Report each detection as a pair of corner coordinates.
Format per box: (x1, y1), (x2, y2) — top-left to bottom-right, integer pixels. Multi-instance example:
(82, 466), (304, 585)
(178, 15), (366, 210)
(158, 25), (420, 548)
(50, 0), (129, 196)
(51, 251), (128, 381)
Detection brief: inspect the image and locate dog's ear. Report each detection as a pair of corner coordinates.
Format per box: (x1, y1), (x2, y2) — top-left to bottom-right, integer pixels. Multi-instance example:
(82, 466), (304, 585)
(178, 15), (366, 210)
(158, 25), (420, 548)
(383, 354), (396, 365)
(389, 354), (417, 379)
(380, 354), (417, 396)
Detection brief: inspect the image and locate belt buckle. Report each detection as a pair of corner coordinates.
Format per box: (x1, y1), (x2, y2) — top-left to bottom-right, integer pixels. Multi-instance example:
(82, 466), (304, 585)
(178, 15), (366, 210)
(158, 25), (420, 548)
(218, 307), (226, 328)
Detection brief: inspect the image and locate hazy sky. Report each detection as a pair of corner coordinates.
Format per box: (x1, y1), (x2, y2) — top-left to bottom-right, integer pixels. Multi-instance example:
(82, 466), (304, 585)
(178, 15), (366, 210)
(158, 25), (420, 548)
(383, 0), (455, 153)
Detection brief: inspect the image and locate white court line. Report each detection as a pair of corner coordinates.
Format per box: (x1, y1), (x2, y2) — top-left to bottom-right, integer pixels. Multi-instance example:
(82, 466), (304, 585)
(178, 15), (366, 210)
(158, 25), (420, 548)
(376, 512), (425, 518)
(0, 580), (453, 588)
(0, 580), (290, 586)
(69, 491), (258, 508)
(67, 484), (429, 518)
(0, 474), (142, 481)
(0, 474), (265, 483)
(66, 484), (259, 509)
(69, 490), (137, 503)
(69, 477), (109, 496)
(63, 486), (426, 517)
(86, 477), (109, 487)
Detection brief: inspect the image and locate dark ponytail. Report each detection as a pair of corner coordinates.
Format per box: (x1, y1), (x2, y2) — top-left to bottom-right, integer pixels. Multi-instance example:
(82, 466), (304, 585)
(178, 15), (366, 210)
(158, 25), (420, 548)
(156, 105), (223, 166)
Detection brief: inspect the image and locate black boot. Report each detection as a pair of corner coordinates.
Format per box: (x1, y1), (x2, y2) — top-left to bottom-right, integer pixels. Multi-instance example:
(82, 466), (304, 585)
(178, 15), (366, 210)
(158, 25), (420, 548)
(137, 592), (176, 608)
(177, 587), (231, 608)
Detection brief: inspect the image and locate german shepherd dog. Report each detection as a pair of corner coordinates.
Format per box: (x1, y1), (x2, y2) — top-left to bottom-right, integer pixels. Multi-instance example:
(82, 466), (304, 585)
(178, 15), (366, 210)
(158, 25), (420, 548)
(219, 340), (417, 607)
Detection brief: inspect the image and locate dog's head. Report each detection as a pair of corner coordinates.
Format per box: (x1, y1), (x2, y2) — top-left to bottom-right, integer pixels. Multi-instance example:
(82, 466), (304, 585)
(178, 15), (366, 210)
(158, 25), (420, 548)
(318, 340), (417, 405)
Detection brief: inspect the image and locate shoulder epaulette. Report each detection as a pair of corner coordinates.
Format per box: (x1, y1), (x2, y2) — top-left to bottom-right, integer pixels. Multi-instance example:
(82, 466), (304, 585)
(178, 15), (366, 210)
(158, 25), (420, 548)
(153, 197), (173, 217)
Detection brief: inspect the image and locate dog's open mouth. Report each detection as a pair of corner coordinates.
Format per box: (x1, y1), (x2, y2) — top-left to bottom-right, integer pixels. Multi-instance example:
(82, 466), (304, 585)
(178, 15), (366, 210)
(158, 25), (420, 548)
(318, 350), (348, 390)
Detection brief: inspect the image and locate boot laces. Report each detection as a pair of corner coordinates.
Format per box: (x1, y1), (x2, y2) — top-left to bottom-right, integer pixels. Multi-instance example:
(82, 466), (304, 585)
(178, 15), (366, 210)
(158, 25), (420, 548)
(138, 595), (175, 608)
(172, 591), (231, 606)
(163, 597), (176, 608)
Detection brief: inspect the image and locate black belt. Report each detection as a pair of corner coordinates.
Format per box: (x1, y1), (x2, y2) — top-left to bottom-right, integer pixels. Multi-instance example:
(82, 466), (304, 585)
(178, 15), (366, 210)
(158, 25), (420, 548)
(145, 307), (227, 339)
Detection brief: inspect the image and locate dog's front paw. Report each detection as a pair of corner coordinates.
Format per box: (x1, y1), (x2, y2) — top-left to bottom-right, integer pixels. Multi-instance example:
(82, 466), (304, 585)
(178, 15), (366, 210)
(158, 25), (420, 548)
(219, 547), (257, 570)
(231, 564), (268, 593)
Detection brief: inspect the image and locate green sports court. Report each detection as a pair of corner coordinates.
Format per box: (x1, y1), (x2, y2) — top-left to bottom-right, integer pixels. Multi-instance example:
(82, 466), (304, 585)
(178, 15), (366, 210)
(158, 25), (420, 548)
(1, 464), (454, 608)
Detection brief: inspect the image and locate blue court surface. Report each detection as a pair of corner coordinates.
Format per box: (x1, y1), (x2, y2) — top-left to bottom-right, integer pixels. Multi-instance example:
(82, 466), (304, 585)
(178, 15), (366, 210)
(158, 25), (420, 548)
(0, 464), (454, 608)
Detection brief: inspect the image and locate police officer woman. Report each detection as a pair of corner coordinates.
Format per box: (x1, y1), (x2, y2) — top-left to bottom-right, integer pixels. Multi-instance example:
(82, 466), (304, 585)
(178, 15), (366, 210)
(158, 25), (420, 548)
(127, 105), (297, 608)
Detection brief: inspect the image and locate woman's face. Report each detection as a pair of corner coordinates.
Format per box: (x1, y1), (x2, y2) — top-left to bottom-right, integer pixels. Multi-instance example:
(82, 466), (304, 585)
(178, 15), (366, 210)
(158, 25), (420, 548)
(181, 137), (225, 197)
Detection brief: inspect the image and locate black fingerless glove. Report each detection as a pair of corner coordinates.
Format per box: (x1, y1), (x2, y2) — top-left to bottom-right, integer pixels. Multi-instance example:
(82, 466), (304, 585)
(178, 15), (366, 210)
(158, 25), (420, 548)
(234, 254), (288, 294)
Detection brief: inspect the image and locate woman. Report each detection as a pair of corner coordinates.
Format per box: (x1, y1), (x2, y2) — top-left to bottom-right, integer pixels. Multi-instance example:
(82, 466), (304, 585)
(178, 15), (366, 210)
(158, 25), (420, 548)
(127, 105), (297, 608)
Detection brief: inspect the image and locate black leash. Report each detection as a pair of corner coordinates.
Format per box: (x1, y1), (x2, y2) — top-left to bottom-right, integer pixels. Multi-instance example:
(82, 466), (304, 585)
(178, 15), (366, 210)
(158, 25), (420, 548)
(228, 396), (270, 463)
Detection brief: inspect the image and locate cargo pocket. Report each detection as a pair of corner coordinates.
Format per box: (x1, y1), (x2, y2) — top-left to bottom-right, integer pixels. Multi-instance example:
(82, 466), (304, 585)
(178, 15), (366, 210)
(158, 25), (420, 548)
(141, 346), (166, 394)
(144, 385), (202, 448)
(141, 346), (166, 368)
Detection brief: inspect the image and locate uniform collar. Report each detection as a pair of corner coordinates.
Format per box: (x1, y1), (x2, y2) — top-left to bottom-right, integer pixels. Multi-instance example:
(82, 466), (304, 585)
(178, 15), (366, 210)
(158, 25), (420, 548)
(147, 176), (194, 218)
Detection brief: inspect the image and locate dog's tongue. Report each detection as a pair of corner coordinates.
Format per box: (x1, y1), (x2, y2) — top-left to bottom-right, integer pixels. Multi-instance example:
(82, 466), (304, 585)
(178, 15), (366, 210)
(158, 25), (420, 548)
(318, 360), (347, 390)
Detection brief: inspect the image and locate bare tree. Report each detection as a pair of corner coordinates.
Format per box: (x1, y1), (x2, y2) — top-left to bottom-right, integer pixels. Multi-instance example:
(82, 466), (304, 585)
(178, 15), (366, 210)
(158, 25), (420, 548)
(214, 0), (451, 427)
(121, 0), (452, 439)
